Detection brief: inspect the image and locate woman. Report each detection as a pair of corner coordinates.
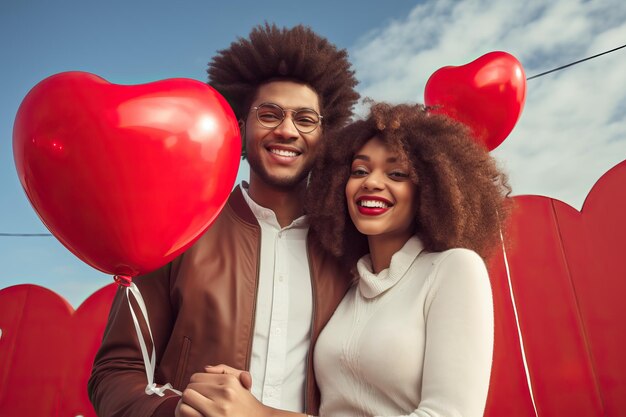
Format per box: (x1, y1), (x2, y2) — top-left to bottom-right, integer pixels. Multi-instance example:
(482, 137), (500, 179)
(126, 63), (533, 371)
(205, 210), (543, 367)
(305, 102), (511, 417)
(191, 102), (511, 417)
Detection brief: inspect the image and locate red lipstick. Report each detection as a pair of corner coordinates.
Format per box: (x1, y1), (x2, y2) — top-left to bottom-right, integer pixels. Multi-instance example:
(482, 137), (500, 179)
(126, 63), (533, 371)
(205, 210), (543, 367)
(356, 196), (393, 216)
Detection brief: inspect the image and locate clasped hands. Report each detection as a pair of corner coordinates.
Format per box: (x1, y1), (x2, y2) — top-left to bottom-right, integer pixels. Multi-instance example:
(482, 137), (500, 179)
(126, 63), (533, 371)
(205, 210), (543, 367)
(175, 364), (268, 417)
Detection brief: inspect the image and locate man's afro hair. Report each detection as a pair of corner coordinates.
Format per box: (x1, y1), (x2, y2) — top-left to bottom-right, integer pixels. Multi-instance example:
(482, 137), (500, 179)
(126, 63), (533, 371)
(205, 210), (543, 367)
(208, 23), (359, 131)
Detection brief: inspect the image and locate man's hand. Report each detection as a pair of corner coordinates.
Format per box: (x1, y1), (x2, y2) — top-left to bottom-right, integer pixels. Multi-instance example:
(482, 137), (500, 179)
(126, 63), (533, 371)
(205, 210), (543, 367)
(175, 397), (204, 417)
(204, 364), (253, 391)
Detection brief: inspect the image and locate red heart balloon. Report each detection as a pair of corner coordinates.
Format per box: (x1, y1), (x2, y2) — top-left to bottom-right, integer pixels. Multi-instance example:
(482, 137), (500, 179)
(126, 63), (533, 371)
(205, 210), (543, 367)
(13, 72), (241, 277)
(424, 51), (526, 150)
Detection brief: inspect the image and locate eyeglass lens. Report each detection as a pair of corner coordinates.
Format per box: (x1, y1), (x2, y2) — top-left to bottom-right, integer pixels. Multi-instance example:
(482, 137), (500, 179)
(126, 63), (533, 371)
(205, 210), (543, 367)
(255, 103), (321, 133)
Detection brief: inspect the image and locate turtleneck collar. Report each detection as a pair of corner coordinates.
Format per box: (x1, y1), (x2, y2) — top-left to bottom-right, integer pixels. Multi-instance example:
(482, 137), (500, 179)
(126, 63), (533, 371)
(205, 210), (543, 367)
(357, 235), (425, 299)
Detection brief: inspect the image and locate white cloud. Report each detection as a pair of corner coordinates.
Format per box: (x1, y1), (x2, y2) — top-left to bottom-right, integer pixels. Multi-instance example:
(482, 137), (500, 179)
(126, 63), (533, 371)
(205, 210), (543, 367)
(350, 0), (626, 209)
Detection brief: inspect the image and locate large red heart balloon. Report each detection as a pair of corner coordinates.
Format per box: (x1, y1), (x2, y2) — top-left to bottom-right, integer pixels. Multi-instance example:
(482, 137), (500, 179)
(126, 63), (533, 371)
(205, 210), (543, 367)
(13, 72), (241, 277)
(424, 51), (526, 150)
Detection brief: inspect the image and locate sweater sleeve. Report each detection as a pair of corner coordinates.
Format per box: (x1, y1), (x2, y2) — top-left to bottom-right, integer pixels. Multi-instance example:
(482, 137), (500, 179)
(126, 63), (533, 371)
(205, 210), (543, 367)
(88, 263), (180, 417)
(376, 248), (494, 417)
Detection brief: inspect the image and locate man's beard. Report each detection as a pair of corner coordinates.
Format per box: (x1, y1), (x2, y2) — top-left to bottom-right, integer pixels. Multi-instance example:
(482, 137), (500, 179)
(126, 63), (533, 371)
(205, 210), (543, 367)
(247, 151), (315, 191)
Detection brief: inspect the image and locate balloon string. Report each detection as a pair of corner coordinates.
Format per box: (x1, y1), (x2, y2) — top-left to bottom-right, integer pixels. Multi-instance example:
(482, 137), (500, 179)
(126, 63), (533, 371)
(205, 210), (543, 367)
(499, 227), (538, 417)
(125, 282), (182, 397)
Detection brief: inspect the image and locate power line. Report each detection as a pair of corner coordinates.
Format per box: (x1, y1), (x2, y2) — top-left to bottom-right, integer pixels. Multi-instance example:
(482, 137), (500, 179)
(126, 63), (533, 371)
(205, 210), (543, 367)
(0, 233), (53, 237)
(527, 43), (626, 80)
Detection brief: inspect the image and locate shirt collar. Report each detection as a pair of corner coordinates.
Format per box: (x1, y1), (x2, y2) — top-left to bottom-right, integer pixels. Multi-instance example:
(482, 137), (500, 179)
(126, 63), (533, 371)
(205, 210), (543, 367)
(357, 235), (425, 299)
(241, 182), (308, 230)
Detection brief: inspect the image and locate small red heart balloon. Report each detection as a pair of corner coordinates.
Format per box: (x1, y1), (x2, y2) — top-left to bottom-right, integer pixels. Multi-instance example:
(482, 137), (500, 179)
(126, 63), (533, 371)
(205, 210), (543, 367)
(13, 72), (241, 277)
(424, 51), (526, 150)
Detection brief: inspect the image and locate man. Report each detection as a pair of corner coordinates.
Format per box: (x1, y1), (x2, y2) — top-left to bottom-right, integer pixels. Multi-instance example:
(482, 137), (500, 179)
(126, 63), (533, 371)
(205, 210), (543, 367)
(88, 23), (359, 417)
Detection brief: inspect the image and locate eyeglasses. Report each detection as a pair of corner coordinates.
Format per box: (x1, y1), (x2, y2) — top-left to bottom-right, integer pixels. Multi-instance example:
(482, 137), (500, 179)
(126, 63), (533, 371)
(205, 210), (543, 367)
(252, 102), (323, 134)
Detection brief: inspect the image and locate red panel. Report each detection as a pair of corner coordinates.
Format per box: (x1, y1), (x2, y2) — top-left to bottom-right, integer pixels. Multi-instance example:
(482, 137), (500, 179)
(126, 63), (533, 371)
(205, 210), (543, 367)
(0, 283), (116, 417)
(555, 160), (626, 417)
(502, 196), (603, 417)
(59, 283), (117, 417)
(484, 245), (536, 417)
(0, 285), (73, 417)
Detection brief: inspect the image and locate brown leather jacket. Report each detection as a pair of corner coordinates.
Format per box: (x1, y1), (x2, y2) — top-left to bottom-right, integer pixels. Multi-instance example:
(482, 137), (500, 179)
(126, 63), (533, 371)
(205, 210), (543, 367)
(88, 186), (351, 417)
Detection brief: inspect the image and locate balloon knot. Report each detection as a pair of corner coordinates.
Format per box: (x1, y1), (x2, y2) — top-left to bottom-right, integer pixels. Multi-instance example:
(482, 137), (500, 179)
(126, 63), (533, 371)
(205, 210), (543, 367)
(114, 275), (133, 287)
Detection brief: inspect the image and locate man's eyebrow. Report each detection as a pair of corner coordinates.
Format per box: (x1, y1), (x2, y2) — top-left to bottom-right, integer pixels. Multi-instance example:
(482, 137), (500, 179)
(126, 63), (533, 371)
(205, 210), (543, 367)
(352, 155), (399, 163)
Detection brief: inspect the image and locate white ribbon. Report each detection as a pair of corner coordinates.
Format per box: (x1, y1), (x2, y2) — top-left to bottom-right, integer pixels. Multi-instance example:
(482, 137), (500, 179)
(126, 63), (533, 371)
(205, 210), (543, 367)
(126, 282), (182, 397)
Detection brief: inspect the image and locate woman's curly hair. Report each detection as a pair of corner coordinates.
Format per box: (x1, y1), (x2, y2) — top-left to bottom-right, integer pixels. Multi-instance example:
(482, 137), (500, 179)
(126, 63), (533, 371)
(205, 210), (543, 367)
(306, 102), (512, 266)
(207, 23), (359, 132)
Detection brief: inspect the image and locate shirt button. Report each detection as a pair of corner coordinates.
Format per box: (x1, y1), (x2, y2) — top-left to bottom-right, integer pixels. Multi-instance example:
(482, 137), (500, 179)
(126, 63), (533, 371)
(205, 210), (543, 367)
(278, 275), (284, 282)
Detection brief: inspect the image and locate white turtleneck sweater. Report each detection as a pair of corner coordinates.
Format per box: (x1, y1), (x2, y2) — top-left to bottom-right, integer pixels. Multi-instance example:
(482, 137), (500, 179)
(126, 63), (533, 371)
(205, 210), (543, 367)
(314, 236), (493, 417)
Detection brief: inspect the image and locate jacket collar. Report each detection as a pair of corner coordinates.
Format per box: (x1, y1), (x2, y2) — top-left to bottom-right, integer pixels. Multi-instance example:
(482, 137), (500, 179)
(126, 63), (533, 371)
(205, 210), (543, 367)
(228, 184), (258, 226)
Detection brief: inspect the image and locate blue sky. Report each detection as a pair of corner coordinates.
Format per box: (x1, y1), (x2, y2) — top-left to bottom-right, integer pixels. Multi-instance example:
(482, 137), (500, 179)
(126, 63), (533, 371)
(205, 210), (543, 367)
(2, 0), (625, 307)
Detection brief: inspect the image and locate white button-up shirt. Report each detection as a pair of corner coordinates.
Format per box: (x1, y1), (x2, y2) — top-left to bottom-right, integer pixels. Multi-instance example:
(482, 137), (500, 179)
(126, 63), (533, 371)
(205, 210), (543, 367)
(241, 185), (313, 412)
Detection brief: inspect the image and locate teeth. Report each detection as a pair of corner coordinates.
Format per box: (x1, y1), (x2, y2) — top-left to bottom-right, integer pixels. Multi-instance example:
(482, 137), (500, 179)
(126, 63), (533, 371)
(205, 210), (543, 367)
(270, 148), (299, 157)
(359, 200), (389, 208)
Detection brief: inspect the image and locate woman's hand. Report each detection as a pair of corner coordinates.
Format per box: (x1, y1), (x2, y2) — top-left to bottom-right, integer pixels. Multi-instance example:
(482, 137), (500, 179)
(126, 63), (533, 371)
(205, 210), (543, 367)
(174, 364), (262, 417)
(174, 364), (308, 417)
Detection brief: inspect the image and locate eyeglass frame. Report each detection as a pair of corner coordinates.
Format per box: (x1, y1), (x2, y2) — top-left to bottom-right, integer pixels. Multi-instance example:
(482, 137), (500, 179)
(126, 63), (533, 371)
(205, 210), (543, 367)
(251, 102), (323, 134)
